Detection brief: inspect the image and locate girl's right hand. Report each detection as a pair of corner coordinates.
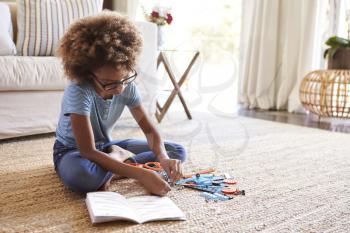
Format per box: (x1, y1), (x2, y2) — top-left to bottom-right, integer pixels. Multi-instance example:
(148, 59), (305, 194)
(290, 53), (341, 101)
(137, 169), (171, 196)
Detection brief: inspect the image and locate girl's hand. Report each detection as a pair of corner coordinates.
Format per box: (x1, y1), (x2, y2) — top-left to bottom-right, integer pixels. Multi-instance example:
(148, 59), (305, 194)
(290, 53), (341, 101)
(160, 158), (183, 183)
(137, 169), (171, 196)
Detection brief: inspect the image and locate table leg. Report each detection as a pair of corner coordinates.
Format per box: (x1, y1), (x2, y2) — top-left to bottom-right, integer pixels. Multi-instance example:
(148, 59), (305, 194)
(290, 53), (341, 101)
(156, 51), (200, 123)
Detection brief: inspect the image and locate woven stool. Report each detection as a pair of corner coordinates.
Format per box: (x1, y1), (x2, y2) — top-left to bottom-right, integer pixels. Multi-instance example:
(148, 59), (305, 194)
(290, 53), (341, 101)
(299, 70), (350, 118)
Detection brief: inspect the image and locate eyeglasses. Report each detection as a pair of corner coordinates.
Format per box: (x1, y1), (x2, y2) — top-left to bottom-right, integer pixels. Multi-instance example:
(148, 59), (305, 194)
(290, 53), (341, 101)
(91, 69), (137, 91)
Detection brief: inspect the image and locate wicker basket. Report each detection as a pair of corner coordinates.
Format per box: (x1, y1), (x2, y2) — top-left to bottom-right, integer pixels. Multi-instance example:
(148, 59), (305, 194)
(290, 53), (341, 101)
(299, 70), (350, 118)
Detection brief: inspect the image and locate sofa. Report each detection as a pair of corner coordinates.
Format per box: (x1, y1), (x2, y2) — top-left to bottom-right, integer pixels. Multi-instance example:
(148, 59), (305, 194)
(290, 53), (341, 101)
(0, 1), (158, 140)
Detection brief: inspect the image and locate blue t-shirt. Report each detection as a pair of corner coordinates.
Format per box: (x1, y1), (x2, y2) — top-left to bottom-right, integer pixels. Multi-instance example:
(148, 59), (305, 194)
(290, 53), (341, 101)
(55, 81), (141, 148)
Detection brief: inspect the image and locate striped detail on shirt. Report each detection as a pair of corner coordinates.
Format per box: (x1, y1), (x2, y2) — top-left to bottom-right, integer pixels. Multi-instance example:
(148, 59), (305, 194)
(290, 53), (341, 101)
(16, 0), (103, 56)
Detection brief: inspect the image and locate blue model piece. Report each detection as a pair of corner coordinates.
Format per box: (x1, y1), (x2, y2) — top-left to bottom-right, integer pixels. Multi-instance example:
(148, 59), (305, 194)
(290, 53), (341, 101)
(175, 174), (214, 185)
(183, 184), (223, 193)
(175, 174), (225, 185)
(200, 192), (231, 202)
(200, 192), (218, 201)
(176, 174), (229, 193)
(176, 173), (239, 201)
(213, 192), (232, 201)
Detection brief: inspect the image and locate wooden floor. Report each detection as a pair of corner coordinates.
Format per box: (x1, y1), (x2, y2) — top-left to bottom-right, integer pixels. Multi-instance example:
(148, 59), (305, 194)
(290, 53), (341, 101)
(237, 106), (350, 133)
(2, 106), (350, 144)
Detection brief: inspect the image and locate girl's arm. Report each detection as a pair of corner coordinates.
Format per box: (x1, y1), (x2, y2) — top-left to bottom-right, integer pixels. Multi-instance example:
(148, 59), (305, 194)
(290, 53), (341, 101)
(70, 113), (139, 178)
(70, 113), (171, 195)
(130, 105), (183, 182)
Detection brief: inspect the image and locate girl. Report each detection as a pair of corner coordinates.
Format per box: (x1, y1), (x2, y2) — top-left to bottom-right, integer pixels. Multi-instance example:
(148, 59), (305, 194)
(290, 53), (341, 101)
(53, 11), (186, 196)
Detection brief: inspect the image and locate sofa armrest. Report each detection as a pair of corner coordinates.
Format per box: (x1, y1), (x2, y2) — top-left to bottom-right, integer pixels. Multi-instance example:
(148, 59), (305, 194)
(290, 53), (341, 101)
(4, 2), (17, 42)
(135, 21), (157, 78)
(134, 21), (158, 114)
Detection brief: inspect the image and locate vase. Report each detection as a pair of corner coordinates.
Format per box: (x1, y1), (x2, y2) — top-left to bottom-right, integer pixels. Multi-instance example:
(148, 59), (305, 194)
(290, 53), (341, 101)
(157, 25), (166, 49)
(327, 48), (350, 69)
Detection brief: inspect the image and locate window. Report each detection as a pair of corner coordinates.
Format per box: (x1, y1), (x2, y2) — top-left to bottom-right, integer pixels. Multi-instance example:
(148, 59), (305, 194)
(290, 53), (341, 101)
(136, 0), (242, 113)
(315, 0), (350, 69)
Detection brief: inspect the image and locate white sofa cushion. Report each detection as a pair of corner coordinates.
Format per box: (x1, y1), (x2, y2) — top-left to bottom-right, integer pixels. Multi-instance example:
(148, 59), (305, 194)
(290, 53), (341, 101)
(0, 53), (156, 99)
(0, 56), (68, 90)
(16, 0), (103, 56)
(0, 3), (16, 55)
(0, 21), (157, 92)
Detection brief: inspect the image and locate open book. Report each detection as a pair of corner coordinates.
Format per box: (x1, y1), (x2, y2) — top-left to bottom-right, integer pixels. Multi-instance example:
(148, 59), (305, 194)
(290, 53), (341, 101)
(85, 192), (186, 224)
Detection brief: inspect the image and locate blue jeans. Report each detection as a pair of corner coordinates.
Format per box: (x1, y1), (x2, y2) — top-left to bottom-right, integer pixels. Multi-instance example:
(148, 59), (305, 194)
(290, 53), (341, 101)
(53, 139), (186, 194)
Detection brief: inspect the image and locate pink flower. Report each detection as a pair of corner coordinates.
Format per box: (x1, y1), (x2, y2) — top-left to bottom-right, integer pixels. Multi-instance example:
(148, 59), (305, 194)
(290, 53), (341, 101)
(151, 11), (159, 18)
(166, 13), (173, 24)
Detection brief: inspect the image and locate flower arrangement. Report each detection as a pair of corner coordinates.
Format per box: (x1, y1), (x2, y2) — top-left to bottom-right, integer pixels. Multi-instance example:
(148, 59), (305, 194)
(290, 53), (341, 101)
(143, 6), (173, 26)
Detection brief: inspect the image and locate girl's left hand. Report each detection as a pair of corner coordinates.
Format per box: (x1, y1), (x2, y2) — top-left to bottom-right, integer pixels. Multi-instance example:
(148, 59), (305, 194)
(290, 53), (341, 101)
(160, 158), (183, 183)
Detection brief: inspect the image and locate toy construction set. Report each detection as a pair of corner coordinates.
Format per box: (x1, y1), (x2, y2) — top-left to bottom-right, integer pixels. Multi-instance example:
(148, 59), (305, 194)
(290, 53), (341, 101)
(129, 162), (245, 202)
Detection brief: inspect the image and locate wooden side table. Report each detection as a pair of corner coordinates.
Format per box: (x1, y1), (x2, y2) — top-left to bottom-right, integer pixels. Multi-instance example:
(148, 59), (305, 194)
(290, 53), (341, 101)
(155, 50), (200, 123)
(300, 69), (350, 118)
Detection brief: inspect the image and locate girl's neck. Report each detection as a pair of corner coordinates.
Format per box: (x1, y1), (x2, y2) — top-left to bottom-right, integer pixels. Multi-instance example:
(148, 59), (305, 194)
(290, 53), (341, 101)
(93, 85), (113, 100)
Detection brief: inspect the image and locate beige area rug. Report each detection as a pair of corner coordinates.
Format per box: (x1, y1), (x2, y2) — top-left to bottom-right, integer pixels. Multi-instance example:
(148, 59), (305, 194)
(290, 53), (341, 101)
(1, 112), (350, 233)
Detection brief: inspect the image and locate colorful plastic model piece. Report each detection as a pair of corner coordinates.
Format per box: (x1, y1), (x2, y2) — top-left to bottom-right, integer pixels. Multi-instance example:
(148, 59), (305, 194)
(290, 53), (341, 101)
(176, 172), (245, 202)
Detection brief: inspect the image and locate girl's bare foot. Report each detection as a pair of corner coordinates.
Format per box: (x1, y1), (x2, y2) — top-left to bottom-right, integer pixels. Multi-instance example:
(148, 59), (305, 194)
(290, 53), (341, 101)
(110, 158), (135, 180)
(98, 174), (114, 191)
(124, 158), (134, 164)
(98, 158), (135, 191)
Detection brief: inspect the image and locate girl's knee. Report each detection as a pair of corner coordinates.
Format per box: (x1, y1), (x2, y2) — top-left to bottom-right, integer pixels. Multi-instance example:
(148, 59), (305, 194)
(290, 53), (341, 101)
(165, 142), (187, 163)
(58, 154), (108, 193)
(61, 166), (103, 193)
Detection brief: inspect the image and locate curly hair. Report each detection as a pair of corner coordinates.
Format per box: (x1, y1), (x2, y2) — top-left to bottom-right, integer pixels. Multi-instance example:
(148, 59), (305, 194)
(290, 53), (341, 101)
(57, 10), (143, 83)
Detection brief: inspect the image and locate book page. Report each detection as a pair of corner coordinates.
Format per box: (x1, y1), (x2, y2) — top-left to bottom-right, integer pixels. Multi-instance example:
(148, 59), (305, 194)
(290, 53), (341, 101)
(127, 196), (186, 223)
(86, 192), (138, 223)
